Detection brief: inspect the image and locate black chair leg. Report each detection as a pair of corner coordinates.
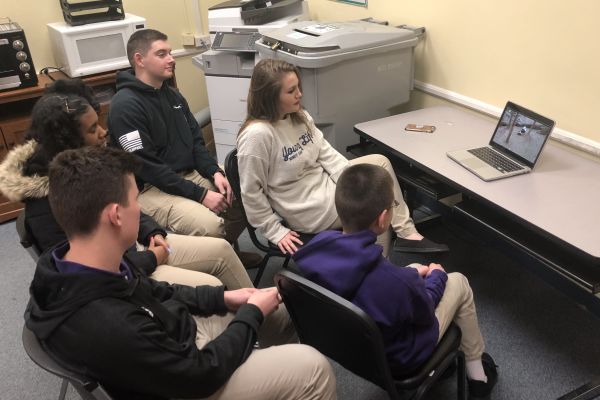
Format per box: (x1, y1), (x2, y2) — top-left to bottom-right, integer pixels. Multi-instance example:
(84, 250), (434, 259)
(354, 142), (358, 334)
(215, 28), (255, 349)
(252, 256), (270, 287)
(456, 352), (467, 400)
(59, 379), (69, 400)
(410, 352), (459, 400)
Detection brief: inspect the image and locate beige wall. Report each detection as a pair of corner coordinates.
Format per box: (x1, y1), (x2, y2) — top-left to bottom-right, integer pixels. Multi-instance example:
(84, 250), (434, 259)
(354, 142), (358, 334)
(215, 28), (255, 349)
(0, 0), (213, 112)
(5, 0), (599, 145)
(308, 0), (600, 145)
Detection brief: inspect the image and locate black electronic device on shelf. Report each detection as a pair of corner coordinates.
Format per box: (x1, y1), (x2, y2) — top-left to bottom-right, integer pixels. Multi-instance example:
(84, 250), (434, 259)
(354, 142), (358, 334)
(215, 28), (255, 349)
(0, 19), (38, 91)
(60, 0), (125, 26)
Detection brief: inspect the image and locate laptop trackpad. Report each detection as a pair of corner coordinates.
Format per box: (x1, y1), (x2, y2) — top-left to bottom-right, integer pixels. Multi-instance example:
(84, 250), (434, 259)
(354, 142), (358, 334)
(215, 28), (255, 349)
(463, 158), (485, 170)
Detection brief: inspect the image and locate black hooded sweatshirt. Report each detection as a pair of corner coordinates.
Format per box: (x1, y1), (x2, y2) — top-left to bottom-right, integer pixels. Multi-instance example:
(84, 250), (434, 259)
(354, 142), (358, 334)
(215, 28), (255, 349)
(108, 70), (222, 203)
(26, 245), (263, 399)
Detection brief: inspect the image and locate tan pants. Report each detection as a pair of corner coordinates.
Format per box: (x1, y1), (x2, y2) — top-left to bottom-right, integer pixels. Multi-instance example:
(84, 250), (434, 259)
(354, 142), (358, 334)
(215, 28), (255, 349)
(192, 307), (337, 400)
(142, 233), (253, 289)
(150, 265), (222, 287)
(435, 273), (485, 361)
(139, 170), (246, 243)
(329, 154), (417, 256)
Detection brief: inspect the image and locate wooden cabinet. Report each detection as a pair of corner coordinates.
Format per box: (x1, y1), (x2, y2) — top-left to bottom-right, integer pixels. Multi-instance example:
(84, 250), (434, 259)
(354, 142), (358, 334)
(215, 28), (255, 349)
(1, 117), (30, 149)
(0, 71), (117, 222)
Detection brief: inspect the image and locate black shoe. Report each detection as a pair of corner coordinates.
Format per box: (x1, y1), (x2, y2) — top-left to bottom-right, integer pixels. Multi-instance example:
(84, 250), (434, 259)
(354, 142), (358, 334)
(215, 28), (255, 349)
(394, 237), (449, 253)
(468, 353), (498, 399)
(235, 251), (263, 269)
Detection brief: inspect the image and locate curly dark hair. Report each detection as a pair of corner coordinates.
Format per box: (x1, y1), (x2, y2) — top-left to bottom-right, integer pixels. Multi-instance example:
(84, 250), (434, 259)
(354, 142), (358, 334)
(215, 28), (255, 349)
(43, 78), (100, 112)
(23, 94), (91, 177)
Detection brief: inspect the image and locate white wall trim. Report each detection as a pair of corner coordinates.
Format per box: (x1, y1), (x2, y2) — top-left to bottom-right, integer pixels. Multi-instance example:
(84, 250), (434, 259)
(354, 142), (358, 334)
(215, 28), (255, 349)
(414, 80), (600, 158)
(171, 48), (205, 58)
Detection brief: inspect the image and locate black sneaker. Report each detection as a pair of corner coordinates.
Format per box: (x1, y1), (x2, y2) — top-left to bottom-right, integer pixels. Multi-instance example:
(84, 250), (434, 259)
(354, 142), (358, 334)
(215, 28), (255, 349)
(394, 237), (450, 253)
(468, 353), (498, 399)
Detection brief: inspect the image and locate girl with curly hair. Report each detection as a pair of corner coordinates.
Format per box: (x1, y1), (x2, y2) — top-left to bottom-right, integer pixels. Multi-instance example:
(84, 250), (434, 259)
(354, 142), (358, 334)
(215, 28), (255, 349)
(0, 79), (253, 290)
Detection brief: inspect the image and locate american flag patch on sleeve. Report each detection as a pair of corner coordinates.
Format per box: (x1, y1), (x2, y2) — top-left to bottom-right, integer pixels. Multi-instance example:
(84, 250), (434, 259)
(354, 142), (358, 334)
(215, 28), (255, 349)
(118, 130), (143, 152)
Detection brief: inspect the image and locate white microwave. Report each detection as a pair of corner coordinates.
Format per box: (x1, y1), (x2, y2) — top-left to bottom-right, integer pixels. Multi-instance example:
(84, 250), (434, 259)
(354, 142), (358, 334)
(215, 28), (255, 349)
(47, 14), (146, 77)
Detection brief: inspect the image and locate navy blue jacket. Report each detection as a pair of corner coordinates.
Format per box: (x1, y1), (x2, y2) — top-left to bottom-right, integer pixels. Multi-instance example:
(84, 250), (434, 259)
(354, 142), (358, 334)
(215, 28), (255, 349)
(293, 229), (447, 373)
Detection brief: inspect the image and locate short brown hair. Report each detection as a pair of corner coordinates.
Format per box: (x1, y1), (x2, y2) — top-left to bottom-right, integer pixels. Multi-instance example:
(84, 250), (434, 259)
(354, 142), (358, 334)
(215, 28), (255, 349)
(126, 29), (168, 68)
(240, 58), (308, 133)
(335, 164), (394, 232)
(48, 147), (141, 238)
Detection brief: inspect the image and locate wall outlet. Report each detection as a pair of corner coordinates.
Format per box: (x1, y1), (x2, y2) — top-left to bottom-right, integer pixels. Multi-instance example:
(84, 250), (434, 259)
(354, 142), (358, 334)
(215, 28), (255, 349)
(194, 34), (211, 49)
(182, 33), (196, 46)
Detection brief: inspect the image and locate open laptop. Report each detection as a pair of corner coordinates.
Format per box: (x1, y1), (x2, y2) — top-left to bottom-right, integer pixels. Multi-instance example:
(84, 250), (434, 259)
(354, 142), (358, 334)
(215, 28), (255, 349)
(447, 101), (555, 181)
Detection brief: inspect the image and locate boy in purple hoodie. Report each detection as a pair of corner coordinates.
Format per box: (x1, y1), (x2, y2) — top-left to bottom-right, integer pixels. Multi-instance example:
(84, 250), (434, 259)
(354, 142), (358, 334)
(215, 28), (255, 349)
(293, 164), (498, 399)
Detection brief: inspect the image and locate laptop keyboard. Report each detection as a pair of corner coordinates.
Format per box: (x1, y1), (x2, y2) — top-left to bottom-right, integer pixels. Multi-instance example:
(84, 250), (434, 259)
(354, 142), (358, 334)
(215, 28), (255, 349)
(468, 147), (524, 173)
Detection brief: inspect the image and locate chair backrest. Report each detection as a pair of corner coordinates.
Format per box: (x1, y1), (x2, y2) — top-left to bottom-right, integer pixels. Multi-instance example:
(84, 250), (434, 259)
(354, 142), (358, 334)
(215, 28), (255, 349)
(225, 148), (274, 253)
(16, 211), (42, 261)
(224, 148), (316, 244)
(22, 325), (114, 400)
(224, 148), (242, 201)
(275, 270), (401, 398)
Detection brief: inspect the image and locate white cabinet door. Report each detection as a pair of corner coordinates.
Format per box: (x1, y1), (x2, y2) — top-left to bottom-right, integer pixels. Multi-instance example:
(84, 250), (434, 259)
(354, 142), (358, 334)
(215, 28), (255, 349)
(212, 119), (243, 164)
(212, 119), (241, 146)
(206, 76), (250, 122)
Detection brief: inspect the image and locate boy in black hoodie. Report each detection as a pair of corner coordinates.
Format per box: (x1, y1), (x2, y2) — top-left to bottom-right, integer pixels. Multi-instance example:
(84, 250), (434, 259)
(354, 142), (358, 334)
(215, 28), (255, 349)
(26, 146), (336, 400)
(107, 29), (259, 267)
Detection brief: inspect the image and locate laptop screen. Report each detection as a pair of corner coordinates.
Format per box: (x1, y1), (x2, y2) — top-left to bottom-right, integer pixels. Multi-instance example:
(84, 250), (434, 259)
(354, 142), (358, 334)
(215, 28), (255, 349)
(490, 102), (555, 167)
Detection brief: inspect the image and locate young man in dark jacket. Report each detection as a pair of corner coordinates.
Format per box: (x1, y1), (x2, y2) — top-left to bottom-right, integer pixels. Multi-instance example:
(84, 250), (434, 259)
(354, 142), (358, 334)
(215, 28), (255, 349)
(0, 79), (252, 289)
(26, 146), (336, 400)
(107, 29), (258, 266)
(293, 164), (497, 399)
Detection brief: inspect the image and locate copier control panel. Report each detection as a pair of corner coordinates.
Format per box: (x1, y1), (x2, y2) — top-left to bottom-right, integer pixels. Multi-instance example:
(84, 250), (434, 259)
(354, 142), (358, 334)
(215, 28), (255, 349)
(212, 31), (263, 52)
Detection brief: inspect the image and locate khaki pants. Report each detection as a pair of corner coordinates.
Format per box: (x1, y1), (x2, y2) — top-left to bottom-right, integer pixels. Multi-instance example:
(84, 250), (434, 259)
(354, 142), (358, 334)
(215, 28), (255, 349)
(329, 154), (417, 256)
(150, 265), (222, 287)
(142, 233), (253, 289)
(435, 273), (485, 361)
(139, 170), (246, 243)
(192, 307), (337, 400)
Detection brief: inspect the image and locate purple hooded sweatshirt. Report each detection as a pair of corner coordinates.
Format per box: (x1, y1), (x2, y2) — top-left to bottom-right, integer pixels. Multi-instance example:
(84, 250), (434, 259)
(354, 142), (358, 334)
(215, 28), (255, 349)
(293, 229), (448, 374)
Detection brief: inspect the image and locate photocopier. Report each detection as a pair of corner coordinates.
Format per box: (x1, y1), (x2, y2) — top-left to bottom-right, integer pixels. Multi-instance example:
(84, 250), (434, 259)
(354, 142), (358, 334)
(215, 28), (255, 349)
(194, 1), (423, 161)
(192, 0), (309, 162)
(255, 20), (423, 155)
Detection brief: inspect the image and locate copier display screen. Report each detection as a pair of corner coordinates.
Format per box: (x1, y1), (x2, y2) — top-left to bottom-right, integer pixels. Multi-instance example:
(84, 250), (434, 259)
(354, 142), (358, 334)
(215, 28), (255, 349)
(220, 33), (251, 49)
(212, 32), (261, 52)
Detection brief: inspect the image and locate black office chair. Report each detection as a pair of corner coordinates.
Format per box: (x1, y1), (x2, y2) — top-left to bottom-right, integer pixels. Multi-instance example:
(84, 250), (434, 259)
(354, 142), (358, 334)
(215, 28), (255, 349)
(22, 325), (114, 400)
(225, 149), (314, 286)
(275, 270), (467, 400)
(16, 210), (42, 261)
(557, 377), (600, 400)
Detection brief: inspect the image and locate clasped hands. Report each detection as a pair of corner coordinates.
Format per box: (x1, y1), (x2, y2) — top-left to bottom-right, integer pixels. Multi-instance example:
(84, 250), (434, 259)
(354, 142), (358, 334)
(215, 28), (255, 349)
(410, 263), (446, 278)
(224, 287), (283, 317)
(202, 172), (234, 215)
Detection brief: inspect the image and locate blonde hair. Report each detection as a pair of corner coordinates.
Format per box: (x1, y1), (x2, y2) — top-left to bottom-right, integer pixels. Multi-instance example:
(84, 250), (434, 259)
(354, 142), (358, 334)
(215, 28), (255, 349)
(239, 59), (308, 134)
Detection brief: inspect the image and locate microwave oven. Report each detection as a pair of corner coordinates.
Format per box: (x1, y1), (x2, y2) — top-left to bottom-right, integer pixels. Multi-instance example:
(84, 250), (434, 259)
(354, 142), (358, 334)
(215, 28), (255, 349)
(47, 13), (146, 78)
